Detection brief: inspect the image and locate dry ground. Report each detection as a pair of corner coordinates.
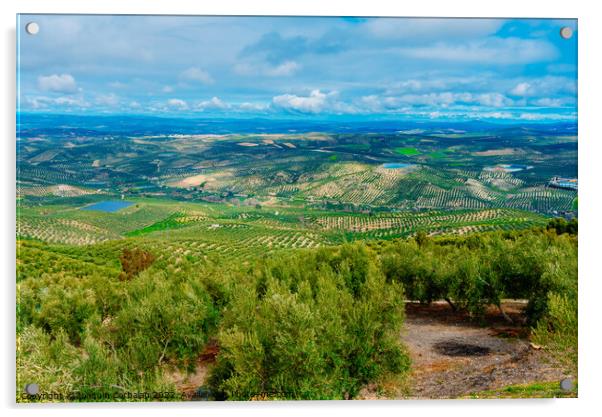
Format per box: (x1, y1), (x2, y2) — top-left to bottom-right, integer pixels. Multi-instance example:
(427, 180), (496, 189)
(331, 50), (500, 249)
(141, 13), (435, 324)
(397, 301), (570, 399)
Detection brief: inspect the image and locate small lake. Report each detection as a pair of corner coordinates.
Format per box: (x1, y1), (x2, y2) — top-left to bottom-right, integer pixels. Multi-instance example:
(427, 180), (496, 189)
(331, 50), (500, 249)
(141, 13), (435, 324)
(82, 200), (134, 213)
(485, 164), (533, 173)
(382, 163), (413, 169)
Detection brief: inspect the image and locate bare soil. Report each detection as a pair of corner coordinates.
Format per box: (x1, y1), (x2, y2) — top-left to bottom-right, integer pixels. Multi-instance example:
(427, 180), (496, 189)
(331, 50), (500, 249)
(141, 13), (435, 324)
(399, 301), (570, 399)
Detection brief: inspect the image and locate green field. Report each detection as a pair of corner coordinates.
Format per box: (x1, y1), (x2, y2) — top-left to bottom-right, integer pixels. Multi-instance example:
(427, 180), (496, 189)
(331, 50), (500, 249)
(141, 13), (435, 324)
(17, 195), (550, 258)
(394, 147), (421, 156)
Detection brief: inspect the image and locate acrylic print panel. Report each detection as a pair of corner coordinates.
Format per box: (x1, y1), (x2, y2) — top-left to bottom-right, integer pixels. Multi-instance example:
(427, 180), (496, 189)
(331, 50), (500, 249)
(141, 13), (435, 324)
(16, 15), (578, 402)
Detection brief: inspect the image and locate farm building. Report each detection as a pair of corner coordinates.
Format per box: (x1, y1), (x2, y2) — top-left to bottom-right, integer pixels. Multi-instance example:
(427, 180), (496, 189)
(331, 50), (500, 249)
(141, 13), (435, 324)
(549, 177), (578, 191)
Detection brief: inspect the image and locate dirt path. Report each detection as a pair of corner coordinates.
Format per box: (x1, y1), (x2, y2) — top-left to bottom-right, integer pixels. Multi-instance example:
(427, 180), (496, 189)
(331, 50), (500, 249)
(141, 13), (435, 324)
(400, 301), (569, 399)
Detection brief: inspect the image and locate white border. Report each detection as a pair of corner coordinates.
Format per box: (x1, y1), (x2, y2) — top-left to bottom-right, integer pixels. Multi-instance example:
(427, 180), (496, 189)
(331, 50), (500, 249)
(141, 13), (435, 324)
(2, 1), (601, 417)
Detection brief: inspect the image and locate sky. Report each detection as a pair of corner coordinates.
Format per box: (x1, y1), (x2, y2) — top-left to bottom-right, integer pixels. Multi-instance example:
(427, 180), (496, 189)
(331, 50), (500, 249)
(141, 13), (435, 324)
(17, 15), (577, 122)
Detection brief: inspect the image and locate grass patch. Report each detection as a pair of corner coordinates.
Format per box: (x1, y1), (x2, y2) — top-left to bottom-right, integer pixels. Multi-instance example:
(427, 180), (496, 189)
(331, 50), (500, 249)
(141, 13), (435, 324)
(467, 381), (577, 399)
(125, 213), (186, 237)
(394, 147), (420, 156)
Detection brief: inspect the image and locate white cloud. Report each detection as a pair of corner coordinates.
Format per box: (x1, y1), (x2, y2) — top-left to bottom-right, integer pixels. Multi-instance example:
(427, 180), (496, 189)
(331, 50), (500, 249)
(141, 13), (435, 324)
(510, 82), (532, 96)
(235, 61), (300, 77)
(272, 90), (330, 113)
(180, 67), (214, 85)
(483, 111), (514, 119)
(377, 92), (512, 109)
(474, 93), (512, 107)
(272, 90), (356, 114)
(365, 18), (502, 41)
(398, 38), (557, 65)
(166, 98), (188, 110)
(53, 96), (88, 106)
(531, 97), (573, 108)
(196, 96), (229, 111)
(519, 112), (576, 121)
(129, 101), (141, 109)
(37, 74), (78, 94)
(26, 94), (89, 109)
(265, 61), (300, 77)
(511, 76), (576, 97)
(95, 93), (119, 106)
(162, 85), (174, 93)
(239, 102), (269, 111)
(359, 95), (382, 112)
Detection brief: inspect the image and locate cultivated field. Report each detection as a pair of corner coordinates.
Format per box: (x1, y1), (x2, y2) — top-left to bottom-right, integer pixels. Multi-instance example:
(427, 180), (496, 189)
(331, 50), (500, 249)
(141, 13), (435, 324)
(16, 116), (578, 401)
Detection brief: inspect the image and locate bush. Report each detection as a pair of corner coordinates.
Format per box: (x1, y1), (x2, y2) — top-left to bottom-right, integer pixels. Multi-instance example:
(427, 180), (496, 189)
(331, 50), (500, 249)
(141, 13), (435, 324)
(17, 258), (220, 400)
(209, 244), (410, 400)
(108, 271), (219, 371)
(546, 218), (578, 236)
(16, 225), (577, 400)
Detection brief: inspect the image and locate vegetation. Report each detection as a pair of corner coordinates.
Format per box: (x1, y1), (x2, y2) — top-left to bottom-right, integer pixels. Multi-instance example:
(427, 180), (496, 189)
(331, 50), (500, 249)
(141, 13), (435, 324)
(380, 224), (578, 325)
(16, 219), (577, 401)
(18, 126), (577, 219)
(394, 147), (421, 156)
(16, 120), (577, 401)
(118, 248), (156, 281)
(467, 381), (577, 399)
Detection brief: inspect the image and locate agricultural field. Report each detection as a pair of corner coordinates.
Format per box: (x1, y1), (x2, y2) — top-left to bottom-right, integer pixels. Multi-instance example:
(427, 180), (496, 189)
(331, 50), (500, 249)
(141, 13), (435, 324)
(17, 116), (576, 256)
(16, 114), (578, 401)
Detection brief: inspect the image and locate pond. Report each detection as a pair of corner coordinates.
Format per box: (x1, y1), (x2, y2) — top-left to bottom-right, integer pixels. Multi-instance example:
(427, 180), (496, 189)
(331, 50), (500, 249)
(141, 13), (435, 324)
(382, 163), (413, 169)
(485, 164), (533, 173)
(81, 200), (134, 213)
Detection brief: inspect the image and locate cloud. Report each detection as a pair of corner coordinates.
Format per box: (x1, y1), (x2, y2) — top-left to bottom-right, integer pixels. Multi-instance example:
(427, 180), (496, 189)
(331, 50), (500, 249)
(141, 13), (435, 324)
(240, 32), (345, 64)
(196, 96), (229, 111)
(370, 92), (513, 109)
(483, 111), (514, 119)
(510, 76), (576, 97)
(166, 98), (188, 110)
(18, 16), (576, 121)
(532, 97), (573, 107)
(239, 102), (269, 111)
(95, 93), (119, 106)
(364, 18), (503, 41)
(519, 112), (576, 121)
(272, 90), (330, 113)
(234, 60), (300, 77)
(265, 61), (300, 77)
(37, 74), (78, 93)
(475, 93), (512, 107)
(510, 82), (532, 96)
(25, 95), (89, 109)
(180, 67), (214, 85)
(359, 95), (383, 112)
(397, 38), (558, 64)
(273, 90), (357, 114)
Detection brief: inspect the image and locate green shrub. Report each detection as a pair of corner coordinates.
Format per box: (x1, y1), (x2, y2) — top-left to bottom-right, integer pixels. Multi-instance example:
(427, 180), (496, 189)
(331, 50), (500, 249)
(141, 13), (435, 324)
(109, 271), (219, 371)
(16, 225), (577, 401)
(209, 244), (410, 400)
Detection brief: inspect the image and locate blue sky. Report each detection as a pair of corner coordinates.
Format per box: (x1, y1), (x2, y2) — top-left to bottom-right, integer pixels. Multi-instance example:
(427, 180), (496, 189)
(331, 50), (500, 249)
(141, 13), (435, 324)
(17, 15), (577, 121)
